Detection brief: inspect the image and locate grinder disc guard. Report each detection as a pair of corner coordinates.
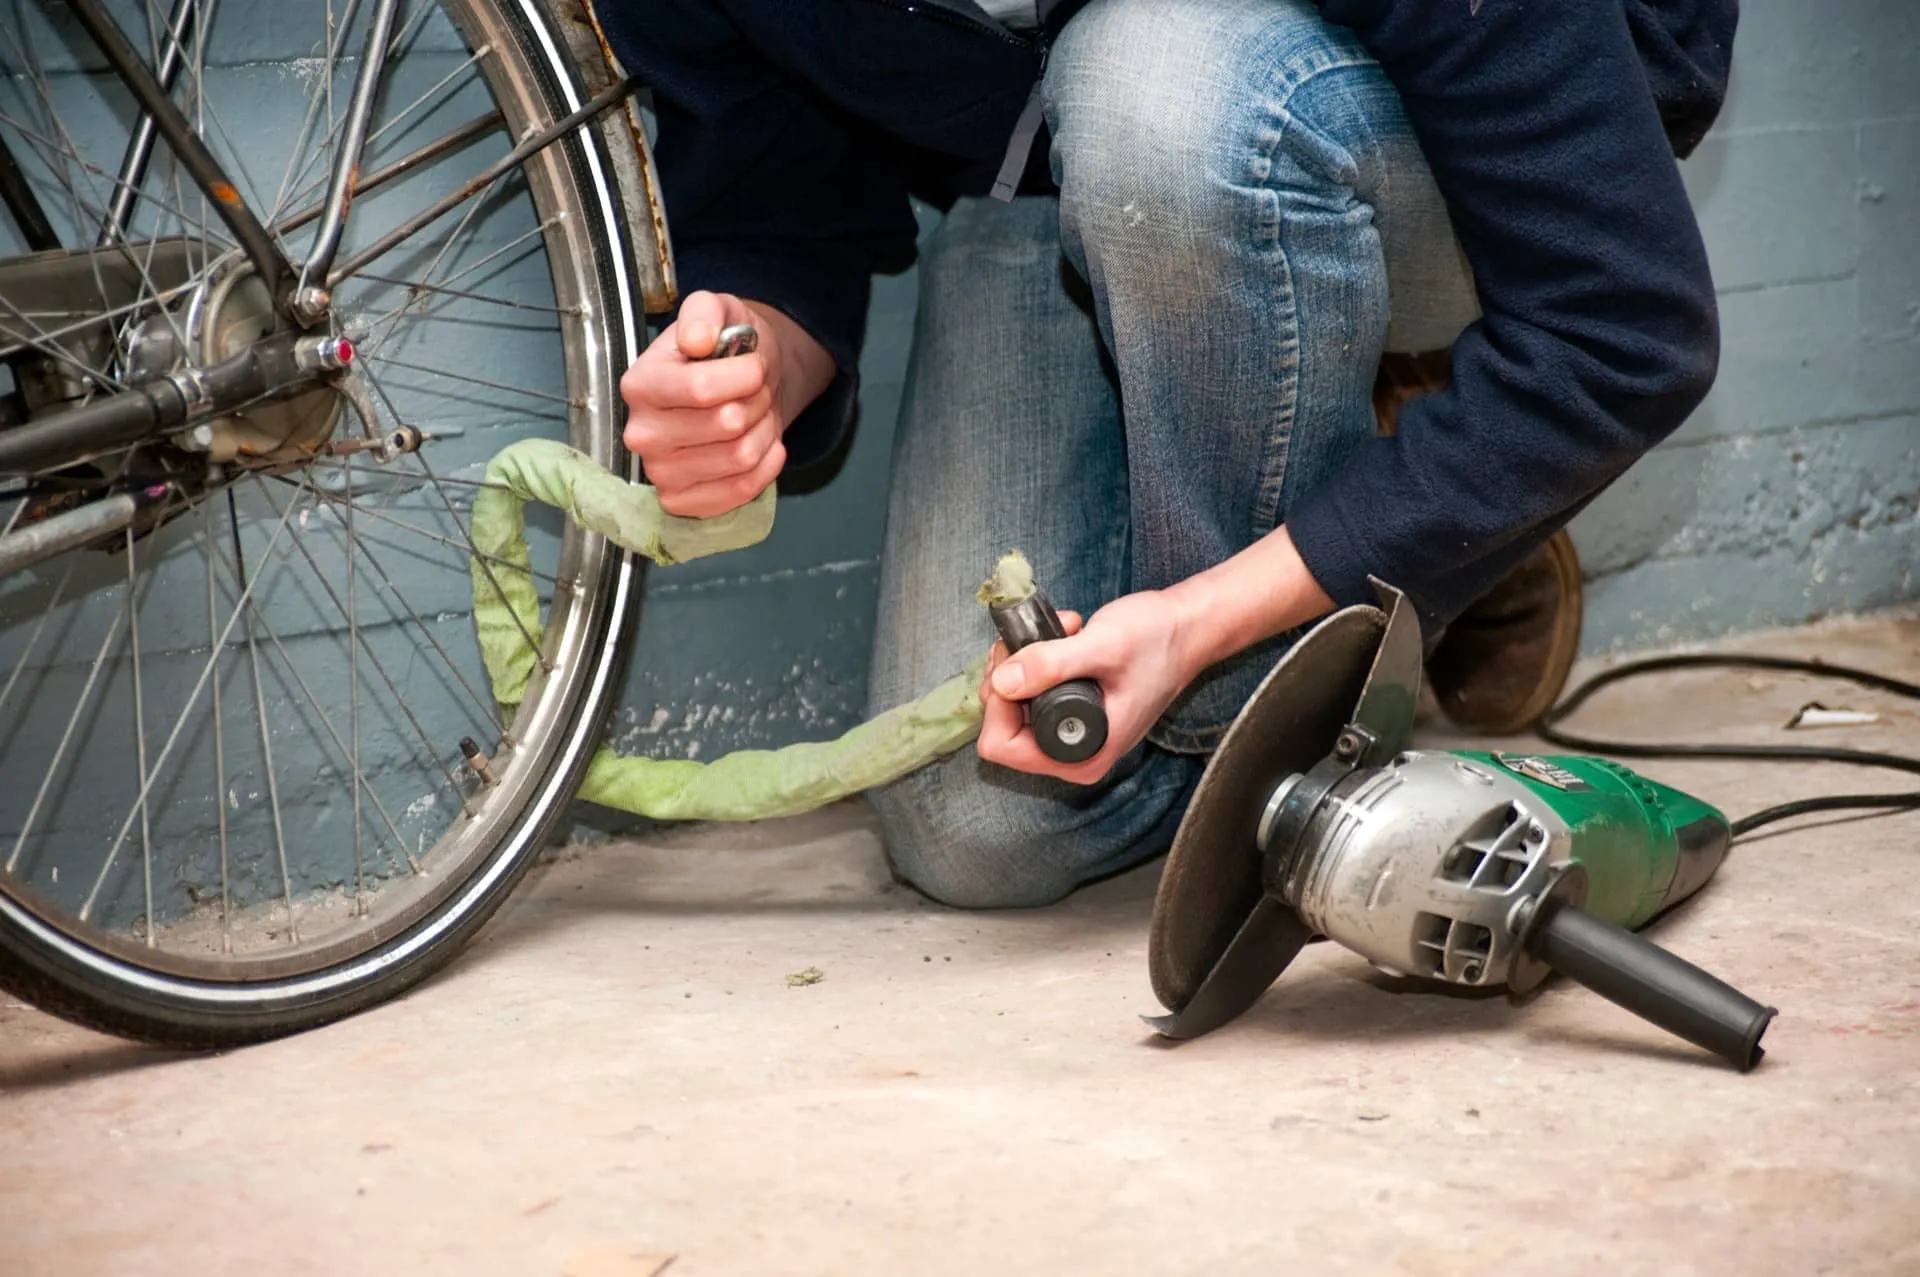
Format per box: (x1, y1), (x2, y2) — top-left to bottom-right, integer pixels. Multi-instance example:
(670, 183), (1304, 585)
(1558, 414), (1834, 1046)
(1146, 586), (1423, 1037)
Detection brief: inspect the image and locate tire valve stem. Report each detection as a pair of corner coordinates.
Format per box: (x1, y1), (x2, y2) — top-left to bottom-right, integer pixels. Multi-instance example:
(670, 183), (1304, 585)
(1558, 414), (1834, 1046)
(459, 736), (500, 788)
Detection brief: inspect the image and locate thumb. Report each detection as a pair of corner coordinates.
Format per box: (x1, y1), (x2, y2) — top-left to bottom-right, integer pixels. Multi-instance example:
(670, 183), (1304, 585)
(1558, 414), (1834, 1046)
(673, 290), (734, 360)
(991, 632), (1092, 700)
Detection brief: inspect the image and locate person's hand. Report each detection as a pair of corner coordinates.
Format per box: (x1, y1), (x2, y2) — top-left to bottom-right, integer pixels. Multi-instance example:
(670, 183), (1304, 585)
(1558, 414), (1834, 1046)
(974, 528), (1338, 785)
(620, 290), (835, 518)
(976, 590), (1204, 786)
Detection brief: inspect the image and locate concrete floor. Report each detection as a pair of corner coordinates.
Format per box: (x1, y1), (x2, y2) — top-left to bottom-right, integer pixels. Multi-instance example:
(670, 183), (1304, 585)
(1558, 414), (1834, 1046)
(4, 609), (1919, 1276)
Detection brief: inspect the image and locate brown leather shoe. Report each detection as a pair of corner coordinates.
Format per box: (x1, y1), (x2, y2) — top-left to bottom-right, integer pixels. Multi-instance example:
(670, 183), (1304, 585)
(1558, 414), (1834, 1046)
(1371, 350), (1453, 436)
(1425, 531), (1585, 735)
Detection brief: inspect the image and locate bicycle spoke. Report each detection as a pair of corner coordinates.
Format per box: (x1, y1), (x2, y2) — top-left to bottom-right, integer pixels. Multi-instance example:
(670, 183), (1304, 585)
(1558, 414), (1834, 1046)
(76, 483), (308, 921)
(328, 77), (632, 288)
(314, 491), (505, 735)
(274, 111), (503, 239)
(0, 558), (76, 719)
(370, 43), (494, 149)
(0, 293), (129, 392)
(0, 105), (238, 252)
(251, 475), (476, 819)
(384, 0), (438, 65)
(1, 20), (107, 241)
(0, 80), (154, 370)
(199, 500), (233, 952)
(185, 493), (420, 876)
(306, 461), (515, 493)
(353, 215), (555, 335)
(100, 0), (203, 245)
(283, 486), (561, 587)
(228, 490), (298, 939)
(123, 528), (156, 945)
(353, 269), (568, 315)
(0, 276), (201, 359)
(263, 0), (364, 227)
(277, 45), (495, 238)
(345, 454), (367, 913)
(363, 352), (578, 409)
(357, 359), (555, 671)
(6, 593), (129, 876)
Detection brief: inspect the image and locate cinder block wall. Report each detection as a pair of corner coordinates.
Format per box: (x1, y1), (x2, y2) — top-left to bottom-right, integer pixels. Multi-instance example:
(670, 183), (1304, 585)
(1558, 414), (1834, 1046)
(1570, 1), (1919, 650)
(620, 0), (1920, 763)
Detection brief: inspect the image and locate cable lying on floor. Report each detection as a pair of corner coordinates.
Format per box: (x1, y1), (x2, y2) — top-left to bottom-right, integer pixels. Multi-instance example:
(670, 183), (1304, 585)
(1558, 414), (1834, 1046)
(1537, 653), (1920, 838)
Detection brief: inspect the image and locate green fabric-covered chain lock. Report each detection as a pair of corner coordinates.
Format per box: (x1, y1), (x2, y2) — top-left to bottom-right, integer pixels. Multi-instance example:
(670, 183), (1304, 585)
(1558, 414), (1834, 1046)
(468, 437), (1005, 821)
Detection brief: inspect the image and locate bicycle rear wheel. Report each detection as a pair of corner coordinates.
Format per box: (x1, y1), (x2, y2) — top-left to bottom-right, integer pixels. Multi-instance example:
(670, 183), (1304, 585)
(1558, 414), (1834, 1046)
(0, 0), (652, 1044)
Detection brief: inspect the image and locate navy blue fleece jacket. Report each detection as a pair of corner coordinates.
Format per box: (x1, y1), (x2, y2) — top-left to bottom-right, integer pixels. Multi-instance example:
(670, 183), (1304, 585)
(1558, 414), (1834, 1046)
(597, 0), (1736, 627)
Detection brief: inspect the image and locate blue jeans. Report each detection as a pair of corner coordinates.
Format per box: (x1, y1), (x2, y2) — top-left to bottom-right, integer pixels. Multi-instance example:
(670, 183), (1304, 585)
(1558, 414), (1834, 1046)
(866, 0), (1479, 907)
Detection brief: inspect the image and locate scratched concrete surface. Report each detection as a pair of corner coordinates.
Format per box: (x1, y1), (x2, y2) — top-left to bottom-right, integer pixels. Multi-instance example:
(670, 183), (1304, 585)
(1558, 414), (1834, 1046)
(2, 607), (1918, 1276)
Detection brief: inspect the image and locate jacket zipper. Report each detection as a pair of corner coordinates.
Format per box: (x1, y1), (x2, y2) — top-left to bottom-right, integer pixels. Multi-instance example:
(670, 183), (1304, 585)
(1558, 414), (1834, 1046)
(857, 0), (1036, 49)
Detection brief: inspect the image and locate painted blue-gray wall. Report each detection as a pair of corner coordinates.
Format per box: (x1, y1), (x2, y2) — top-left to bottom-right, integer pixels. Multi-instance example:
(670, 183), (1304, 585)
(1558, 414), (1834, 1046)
(1571, 1), (1920, 650)
(620, 0), (1920, 770)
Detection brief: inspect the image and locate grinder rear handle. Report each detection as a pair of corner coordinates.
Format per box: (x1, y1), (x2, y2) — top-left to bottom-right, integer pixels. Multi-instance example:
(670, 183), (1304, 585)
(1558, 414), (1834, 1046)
(988, 587), (1109, 765)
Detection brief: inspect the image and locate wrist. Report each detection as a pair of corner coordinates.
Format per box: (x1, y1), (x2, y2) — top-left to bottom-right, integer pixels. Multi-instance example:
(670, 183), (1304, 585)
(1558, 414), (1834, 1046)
(743, 299), (836, 430)
(1164, 526), (1336, 675)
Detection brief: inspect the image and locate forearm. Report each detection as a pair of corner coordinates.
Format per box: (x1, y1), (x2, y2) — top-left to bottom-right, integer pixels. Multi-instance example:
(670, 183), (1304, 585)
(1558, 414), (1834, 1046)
(1164, 525), (1336, 677)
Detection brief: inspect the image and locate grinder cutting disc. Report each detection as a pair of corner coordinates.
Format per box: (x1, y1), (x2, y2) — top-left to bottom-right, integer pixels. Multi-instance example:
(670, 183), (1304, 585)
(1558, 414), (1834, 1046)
(1146, 603), (1389, 1029)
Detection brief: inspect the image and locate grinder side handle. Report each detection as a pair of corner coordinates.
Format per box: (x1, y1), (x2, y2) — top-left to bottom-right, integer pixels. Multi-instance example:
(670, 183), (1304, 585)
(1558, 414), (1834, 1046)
(1528, 901), (1776, 1071)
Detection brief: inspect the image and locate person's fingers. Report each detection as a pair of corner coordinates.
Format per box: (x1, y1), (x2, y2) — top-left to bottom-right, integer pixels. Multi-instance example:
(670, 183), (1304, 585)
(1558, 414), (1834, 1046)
(672, 289), (747, 360)
(656, 438), (787, 518)
(635, 400), (780, 488)
(641, 345), (767, 412)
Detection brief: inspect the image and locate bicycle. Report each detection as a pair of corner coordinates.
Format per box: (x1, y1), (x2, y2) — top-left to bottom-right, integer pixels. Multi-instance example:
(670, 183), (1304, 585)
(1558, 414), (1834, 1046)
(0, 0), (675, 1046)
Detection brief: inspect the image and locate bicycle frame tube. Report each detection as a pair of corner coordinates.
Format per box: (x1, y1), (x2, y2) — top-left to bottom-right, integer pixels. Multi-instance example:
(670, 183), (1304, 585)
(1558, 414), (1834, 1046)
(65, 0), (295, 314)
(299, 0), (405, 291)
(99, 0), (207, 247)
(0, 133), (59, 252)
(274, 110), (504, 238)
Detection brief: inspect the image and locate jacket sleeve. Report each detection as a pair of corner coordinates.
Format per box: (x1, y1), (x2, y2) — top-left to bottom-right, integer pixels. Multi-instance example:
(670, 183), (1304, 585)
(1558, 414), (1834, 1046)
(595, 0), (922, 468)
(1287, 0), (1730, 626)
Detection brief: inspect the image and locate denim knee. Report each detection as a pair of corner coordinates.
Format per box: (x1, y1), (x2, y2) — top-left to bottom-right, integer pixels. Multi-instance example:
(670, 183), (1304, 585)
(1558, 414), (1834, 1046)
(869, 746), (1197, 910)
(869, 766), (1081, 909)
(1045, 0), (1381, 264)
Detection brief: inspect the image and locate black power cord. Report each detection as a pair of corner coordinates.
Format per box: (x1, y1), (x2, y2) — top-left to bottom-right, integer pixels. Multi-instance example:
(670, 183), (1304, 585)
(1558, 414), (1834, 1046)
(1535, 653), (1920, 839)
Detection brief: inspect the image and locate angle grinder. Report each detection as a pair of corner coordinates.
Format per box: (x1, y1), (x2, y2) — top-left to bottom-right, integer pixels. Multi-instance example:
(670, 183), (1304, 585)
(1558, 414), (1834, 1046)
(1146, 582), (1778, 1070)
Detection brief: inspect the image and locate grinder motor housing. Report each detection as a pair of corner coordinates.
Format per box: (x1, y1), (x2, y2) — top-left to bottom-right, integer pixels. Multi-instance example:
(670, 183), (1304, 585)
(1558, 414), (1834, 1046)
(1284, 749), (1731, 992)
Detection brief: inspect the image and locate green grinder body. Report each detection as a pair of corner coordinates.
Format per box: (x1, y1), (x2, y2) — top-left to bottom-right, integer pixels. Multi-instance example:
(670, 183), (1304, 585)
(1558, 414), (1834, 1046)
(1447, 751), (1733, 930)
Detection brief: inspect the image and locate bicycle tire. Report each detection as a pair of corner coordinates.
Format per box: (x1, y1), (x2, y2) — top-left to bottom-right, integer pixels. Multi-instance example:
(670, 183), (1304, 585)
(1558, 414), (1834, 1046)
(0, 0), (653, 1046)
